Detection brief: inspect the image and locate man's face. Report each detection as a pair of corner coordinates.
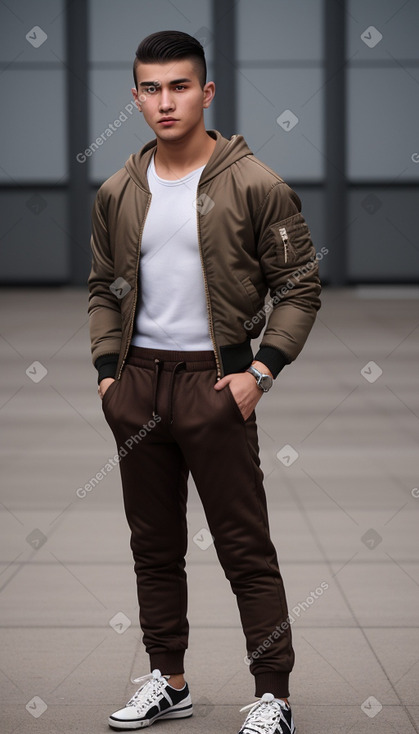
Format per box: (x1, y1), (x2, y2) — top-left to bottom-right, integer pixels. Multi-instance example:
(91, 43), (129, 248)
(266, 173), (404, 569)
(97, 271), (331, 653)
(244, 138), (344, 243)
(132, 59), (215, 141)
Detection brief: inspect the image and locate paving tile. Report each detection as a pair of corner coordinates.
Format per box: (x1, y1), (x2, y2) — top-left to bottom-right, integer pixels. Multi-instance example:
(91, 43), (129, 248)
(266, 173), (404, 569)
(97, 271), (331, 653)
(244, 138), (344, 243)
(290, 628), (400, 706)
(331, 562), (419, 627)
(301, 507), (419, 563)
(406, 706), (419, 728)
(288, 704), (417, 734)
(364, 628), (419, 704)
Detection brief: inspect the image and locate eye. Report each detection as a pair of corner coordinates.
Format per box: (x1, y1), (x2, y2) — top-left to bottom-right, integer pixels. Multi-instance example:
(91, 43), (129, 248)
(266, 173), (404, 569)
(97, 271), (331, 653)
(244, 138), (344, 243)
(145, 85), (157, 94)
(175, 85), (186, 91)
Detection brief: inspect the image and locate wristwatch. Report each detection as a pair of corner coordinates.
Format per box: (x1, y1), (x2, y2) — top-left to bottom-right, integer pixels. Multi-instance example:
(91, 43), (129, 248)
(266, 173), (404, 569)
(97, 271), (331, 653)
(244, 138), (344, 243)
(246, 365), (273, 393)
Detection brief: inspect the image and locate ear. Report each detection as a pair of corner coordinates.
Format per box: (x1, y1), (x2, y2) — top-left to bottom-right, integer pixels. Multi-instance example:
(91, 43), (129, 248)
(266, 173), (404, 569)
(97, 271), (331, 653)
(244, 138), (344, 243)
(203, 81), (215, 109)
(132, 87), (143, 112)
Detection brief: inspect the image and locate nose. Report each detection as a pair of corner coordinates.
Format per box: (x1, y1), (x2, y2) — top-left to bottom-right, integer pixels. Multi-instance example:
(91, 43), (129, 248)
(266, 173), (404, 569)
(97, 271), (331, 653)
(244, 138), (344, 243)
(159, 88), (174, 112)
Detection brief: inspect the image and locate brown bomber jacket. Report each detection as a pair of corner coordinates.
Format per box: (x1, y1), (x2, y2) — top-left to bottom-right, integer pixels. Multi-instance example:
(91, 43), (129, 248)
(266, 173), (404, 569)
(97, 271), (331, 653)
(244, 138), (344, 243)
(88, 129), (321, 383)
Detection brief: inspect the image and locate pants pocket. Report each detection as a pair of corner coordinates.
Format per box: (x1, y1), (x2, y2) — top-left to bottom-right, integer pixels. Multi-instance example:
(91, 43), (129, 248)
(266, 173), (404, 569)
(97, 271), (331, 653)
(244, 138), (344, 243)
(224, 383), (247, 424)
(101, 378), (120, 413)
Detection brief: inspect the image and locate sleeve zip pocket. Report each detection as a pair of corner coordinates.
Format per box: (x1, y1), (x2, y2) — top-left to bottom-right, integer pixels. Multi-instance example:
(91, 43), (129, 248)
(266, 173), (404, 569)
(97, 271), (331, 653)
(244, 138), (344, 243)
(278, 227), (290, 263)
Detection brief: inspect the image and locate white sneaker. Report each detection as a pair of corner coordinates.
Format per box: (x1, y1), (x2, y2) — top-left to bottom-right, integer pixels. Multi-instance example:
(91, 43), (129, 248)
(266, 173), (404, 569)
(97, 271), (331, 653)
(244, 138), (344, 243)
(238, 692), (295, 734)
(108, 668), (193, 730)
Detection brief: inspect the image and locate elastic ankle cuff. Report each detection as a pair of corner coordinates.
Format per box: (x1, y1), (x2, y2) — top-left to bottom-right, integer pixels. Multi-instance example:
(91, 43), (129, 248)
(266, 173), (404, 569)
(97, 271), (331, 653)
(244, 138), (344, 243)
(149, 650), (185, 675)
(254, 672), (290, 699)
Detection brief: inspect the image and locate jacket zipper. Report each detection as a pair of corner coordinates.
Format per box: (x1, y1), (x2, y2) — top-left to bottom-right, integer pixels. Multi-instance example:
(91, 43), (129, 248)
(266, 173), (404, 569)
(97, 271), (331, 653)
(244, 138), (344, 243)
(117, 193), (152, 379)
(279, 226), (289, 264)
(196, 198), (222, 379)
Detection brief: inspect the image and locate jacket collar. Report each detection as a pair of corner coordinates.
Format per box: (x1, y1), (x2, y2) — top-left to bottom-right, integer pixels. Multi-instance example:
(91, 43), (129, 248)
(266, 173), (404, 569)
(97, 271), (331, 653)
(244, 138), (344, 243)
(124, 129), (252, 190)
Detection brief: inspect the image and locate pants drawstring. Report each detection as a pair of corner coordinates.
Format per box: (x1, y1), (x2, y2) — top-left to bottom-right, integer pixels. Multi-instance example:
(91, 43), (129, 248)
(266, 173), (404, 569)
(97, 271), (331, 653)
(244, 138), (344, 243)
(168, 361), (186, 424)
(152, 358), (161, 420)
(152, 358), (186, 423)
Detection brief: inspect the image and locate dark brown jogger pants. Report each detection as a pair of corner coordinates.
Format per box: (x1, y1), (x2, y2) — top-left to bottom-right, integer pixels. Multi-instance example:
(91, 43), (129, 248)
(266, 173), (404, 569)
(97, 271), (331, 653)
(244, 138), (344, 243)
(102, 345), (294, 698)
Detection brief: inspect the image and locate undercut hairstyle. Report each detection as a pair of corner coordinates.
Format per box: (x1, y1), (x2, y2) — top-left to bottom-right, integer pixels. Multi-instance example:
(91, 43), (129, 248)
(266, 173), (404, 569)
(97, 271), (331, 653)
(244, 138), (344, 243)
(133, 30), (207, 89)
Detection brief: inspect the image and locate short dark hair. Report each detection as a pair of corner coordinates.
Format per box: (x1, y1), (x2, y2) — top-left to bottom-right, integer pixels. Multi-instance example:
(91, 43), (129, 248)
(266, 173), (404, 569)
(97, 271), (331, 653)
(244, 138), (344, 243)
(133, 30), (207, 89)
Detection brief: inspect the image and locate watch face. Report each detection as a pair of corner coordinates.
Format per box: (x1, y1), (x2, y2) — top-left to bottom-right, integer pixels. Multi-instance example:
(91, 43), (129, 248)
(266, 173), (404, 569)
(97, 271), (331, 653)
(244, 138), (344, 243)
(260, 374), (273, 391)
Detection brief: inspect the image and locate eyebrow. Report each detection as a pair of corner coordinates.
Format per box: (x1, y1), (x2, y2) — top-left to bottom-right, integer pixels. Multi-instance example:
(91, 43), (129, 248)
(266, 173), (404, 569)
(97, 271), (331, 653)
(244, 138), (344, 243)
(139, 78), (192, 87)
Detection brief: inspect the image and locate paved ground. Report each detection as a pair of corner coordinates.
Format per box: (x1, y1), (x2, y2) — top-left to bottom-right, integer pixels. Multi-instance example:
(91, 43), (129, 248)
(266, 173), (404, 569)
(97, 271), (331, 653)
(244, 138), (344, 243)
(1, 286), (418, 733)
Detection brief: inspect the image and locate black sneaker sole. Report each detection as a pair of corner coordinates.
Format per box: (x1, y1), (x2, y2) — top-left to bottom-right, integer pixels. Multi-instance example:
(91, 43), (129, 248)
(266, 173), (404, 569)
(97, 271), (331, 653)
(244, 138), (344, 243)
(109, 704), (193, 730)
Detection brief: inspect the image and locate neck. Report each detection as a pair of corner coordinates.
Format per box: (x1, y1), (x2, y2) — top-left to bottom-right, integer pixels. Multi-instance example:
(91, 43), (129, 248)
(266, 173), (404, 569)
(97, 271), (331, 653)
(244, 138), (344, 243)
(154, 124), (216, 178)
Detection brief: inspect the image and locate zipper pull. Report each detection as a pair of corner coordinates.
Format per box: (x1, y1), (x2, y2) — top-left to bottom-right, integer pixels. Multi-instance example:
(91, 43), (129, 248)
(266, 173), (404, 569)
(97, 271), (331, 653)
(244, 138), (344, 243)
(278, 226), (289, 263)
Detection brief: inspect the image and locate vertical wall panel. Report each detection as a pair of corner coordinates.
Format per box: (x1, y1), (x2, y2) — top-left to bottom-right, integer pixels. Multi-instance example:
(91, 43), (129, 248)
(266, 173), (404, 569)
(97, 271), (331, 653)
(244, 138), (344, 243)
(345, 0), (419, 281)
(0, 0), (69, 282)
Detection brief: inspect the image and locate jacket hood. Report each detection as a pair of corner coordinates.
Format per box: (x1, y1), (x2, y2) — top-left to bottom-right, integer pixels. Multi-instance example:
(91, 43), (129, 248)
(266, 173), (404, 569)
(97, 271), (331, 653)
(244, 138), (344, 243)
(124, 129), (252, 189)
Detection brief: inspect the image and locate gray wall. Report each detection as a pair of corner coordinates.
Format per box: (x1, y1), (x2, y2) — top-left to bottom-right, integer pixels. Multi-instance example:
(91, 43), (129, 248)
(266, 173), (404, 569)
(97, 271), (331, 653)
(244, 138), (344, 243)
(0, 0), (418, 284)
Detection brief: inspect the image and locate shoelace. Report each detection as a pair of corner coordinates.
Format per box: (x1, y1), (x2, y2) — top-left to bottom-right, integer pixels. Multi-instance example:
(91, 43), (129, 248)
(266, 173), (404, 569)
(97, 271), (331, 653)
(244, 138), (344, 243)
(126, 668), (167, 711)
(239, 693), (289, 734)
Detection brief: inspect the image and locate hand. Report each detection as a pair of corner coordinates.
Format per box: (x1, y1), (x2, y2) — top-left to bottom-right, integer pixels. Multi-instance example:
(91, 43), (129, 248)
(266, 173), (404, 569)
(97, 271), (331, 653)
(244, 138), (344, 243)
(98, 377), (115, 400)
(214, 372), (263, 421)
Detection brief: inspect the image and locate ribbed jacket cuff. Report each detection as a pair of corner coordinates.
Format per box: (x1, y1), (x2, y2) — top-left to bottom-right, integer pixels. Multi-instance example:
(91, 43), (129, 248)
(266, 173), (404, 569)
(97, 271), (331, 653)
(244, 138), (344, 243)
(253, 346), (290, 379)
(94, 353), (119, 383)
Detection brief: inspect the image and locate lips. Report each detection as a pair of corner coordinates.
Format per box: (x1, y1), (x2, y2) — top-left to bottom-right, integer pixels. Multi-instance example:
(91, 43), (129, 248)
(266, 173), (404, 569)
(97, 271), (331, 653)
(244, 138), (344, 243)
(158, 118), (178, 123)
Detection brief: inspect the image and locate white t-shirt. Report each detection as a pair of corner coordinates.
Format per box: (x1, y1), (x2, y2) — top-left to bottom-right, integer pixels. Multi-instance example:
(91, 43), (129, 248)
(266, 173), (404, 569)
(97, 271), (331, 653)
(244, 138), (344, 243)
(131, 153), (213, 351)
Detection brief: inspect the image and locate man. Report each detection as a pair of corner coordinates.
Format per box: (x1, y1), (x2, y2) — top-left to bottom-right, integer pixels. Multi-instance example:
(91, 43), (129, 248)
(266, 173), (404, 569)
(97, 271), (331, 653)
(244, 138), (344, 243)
(88, 29), (321, 734)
